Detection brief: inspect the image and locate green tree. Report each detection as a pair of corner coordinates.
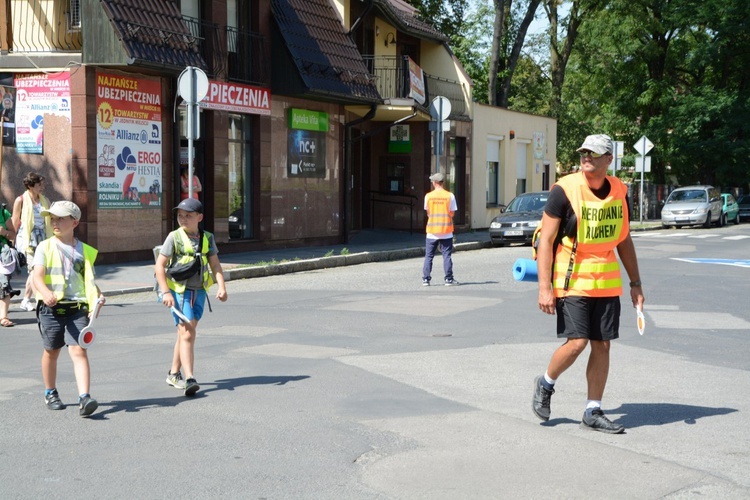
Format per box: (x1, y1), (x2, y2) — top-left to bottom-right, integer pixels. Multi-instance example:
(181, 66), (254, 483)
(489, 0), (543, 107)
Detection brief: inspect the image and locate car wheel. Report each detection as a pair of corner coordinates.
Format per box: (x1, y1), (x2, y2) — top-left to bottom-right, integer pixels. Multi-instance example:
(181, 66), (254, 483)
(719, 213), (727, 227)
(733, 213), (740, 224)
(703, 213), (711, 228)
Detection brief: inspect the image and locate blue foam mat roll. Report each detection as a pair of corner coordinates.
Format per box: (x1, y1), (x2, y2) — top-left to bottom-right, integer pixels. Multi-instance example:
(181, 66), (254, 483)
(512, 258), (538, 282)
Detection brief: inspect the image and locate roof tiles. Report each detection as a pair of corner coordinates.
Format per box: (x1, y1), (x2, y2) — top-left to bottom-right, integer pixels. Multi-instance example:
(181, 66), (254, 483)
(272, 0), (381, 102)
(100, 0), (206, 70)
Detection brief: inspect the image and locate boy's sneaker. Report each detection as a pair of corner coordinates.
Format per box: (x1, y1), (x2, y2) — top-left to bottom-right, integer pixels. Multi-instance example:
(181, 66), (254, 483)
(184, 378), (200, 397)
(580, 409), (624, 434)
(444, 278), (459, 286)
(20, 298), (36, 312)
(166, 371), (186, 389)
(532, 375), (554, 421)
(45, 390), (64, 410)
(422, 278), (430, 286)
(78, 395), (98, 417)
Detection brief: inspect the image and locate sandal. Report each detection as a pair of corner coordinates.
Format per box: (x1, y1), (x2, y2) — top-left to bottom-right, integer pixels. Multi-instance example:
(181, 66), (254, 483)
(0, 317), (15, 327)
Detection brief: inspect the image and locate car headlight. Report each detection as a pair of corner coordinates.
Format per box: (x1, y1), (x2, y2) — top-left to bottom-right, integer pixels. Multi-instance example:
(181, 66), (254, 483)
(661, 210), (671, 216)
(528, 221), (540, 228)
(228, 215), (238, 223)
(490, 222), (502, 229)
(694, 207), (708, 214)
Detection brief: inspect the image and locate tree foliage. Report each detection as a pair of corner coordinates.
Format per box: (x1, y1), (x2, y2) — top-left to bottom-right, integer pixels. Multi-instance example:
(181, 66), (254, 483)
(416, 0), (750, 190)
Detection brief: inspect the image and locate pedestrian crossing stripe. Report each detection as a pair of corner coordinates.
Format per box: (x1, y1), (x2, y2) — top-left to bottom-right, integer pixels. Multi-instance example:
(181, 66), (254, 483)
(634, 233), (750, 240)
(672, 258), (750, 268)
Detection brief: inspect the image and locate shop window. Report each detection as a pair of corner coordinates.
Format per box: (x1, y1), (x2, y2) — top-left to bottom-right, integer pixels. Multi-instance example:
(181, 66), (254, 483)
(386, 163), (405, 194)
(487, 161), (499, 205)
(228, 114), (253, 239)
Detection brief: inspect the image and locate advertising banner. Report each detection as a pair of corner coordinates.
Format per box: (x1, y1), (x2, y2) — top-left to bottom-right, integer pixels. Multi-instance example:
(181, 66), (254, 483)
(287, 108), (327, 178)
(198, 80), (271, 115)
(13, 72), (72, 153)
(1, 86), (16, 146)
(407, 57), (426, 105)
(96, 71), (162, 209)
(533, 131), (545, 160)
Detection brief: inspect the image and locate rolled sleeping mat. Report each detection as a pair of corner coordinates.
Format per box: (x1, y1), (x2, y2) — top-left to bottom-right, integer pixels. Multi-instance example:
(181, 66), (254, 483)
(512, 258), (538, 282)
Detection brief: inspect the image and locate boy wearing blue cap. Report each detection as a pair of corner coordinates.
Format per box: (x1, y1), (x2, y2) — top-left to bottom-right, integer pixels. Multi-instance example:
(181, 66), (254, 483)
(154, 198), (227, 396)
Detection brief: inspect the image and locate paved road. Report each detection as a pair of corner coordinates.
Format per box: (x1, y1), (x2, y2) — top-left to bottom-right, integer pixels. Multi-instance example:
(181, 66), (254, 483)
(1, 224), (749, 498)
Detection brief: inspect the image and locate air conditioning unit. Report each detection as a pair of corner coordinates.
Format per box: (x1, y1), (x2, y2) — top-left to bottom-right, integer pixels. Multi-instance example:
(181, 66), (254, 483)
(68, 0), (82, 30)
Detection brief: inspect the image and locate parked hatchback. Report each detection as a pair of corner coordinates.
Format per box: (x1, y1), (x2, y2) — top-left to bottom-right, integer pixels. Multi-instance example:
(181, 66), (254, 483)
(721, 193), (740, 225)
(736, 195), (750, 222)
(489, 191), (548, 246)
(661, 185), (723, 228)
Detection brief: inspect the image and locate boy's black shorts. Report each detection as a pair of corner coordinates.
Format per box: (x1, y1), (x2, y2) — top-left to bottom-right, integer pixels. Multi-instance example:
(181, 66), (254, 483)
(555, 296), (620, 341)
(37, 302), (89, 350)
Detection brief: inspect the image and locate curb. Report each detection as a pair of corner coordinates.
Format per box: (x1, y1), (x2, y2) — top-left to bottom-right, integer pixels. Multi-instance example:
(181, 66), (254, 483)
(225, 240), (490, 280)
(98, 240), (492, 297)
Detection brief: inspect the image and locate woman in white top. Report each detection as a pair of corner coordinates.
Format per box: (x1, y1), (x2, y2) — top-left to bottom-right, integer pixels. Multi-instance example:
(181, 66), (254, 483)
(11, 172), (52, 311)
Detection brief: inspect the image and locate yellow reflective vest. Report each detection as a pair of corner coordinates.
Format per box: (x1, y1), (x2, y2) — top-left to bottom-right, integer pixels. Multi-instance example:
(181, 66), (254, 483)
(166, 228), (215, 293)
(553, 172), (629, 298)
(35, 239), (99, 310)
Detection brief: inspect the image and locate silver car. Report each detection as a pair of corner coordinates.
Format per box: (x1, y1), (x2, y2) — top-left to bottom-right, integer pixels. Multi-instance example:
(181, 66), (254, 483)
(661, 185), (724, 228)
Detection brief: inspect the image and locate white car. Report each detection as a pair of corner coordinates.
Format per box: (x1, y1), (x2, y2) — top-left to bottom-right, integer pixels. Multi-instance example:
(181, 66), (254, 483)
(661, 185), (724, 228)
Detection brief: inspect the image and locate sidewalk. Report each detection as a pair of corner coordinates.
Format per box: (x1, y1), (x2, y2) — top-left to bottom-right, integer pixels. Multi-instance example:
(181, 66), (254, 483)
(13, 221), (662, 299)
(86, 228), (492, 296)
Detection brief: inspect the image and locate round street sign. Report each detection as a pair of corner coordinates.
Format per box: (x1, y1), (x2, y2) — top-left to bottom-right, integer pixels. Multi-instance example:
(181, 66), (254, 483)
(429, 96), (451, 121)
(178, 67), (209, 104)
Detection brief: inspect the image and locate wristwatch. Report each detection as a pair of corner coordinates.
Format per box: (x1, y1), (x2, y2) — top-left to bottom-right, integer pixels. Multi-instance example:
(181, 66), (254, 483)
(629, 280), (642, 287)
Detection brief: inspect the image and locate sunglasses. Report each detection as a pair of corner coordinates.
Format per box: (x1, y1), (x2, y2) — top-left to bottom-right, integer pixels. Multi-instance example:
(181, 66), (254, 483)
(579, 150), (607, 159)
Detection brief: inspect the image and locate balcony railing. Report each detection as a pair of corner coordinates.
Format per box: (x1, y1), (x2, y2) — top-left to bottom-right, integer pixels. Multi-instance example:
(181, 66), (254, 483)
(424, 73), (467, 119)
(227, 27), (268, 86)
(362, 55), (467, 119)
(362, 55), (405, 100)
(182, 16), (268, 86)
(4, 0), (82, 53)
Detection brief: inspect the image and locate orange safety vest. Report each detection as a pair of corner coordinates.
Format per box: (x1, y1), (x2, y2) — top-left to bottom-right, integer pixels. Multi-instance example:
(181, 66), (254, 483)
(552, 172), (629, 297)
(425, 189), (454, 235)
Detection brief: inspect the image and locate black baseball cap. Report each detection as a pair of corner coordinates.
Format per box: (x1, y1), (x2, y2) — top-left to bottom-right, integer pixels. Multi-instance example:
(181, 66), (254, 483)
(173, 198), (203, 213)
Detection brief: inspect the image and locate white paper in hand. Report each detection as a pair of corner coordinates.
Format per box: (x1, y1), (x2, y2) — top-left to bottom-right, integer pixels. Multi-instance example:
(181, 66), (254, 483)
(636, 305), (645, 336)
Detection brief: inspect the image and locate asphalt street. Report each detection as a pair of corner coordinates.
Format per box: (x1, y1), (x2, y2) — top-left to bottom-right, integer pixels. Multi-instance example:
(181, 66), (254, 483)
(1, 223), (749, 499)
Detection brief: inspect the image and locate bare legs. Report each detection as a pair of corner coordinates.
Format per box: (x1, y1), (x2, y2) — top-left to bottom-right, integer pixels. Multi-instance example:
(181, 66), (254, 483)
(170, 319), (198, 379)
(42, 346), (91, 395)
(546, 338), (610, 400)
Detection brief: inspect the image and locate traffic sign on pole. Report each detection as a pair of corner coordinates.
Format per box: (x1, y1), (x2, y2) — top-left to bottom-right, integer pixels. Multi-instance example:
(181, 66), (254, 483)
(177, 67), (209, 197)
(430, 96), (451, 171)
(633, 135), (654, 156)
(632, 135), (654, 223)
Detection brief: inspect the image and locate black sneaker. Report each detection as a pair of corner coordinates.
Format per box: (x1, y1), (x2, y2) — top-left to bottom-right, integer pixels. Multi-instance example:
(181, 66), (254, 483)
(532, 375), (554, 421)
(45, 390), (64, 410)
(184, 378), (200, 397)
(79, 395), (98, 417)
(422, 278), (430, 286)
(444, 278), (459, 286)
(581, 409), (624, 434)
